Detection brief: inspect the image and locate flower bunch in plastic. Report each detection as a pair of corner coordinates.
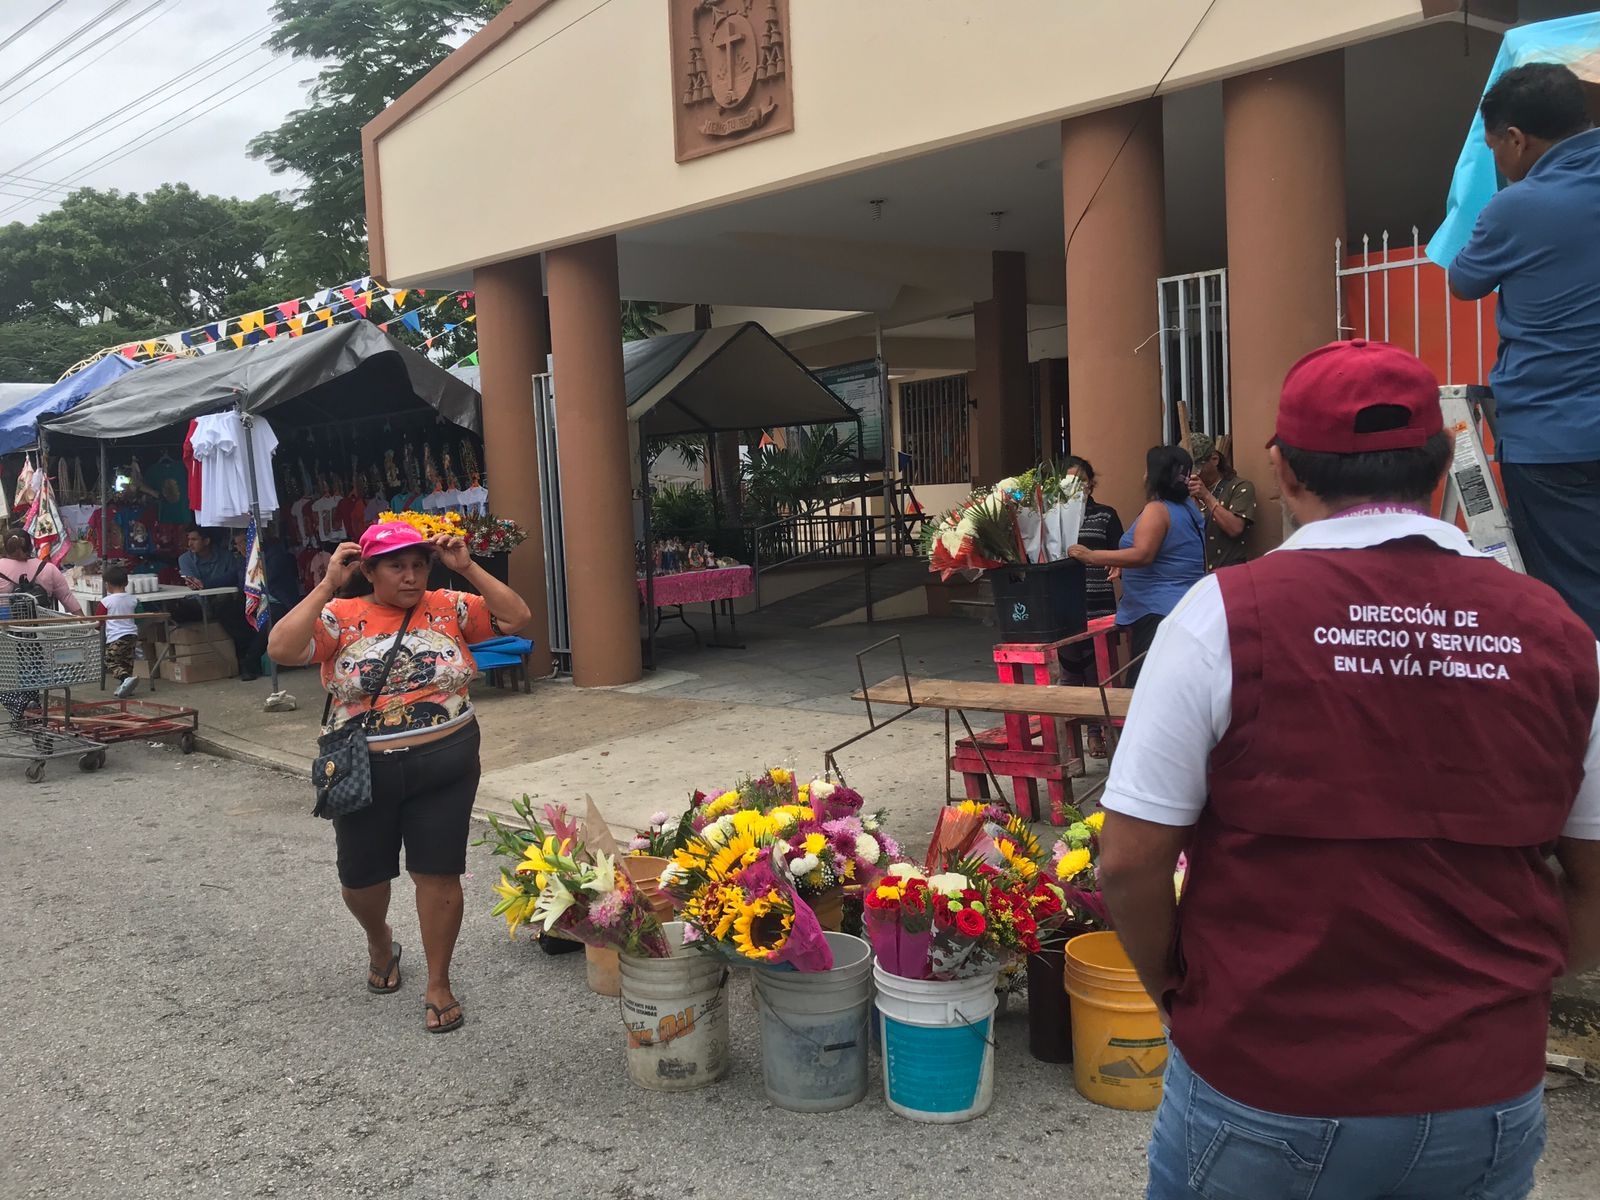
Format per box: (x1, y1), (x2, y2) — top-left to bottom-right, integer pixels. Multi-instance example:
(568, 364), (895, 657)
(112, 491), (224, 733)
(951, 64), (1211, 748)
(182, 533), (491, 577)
(660, 808), (833, 971)
(1047, 809), (1110, 929)
(863, 863), (937, 979)
(480, 798), (672, 957)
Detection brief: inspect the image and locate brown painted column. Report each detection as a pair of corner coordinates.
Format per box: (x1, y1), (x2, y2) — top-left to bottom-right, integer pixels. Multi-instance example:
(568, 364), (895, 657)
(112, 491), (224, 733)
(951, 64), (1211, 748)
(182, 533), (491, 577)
(473, 254), (552, 677)
(545, 235), (643, 687)
(970, 250), (1033, 482)
(1062, 101), (1166, 524)
(1224, 51), (1346, 550)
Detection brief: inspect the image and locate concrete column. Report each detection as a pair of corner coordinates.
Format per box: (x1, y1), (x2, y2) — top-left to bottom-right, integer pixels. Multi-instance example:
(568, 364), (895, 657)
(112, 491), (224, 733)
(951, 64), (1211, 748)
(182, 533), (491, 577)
(546, 235), (643, 687)
(473, 255), (552, 677)
(970, 250), (1033, 482)
(1224, 52), (1346, 549)
(1062, 101), (1166, 523)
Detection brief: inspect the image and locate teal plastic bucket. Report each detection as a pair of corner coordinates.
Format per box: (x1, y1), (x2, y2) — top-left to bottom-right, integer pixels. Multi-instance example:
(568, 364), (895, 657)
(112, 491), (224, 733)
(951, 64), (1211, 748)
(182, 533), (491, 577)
(873, 963), (998, 1123)
(753, 932), (873, 1112)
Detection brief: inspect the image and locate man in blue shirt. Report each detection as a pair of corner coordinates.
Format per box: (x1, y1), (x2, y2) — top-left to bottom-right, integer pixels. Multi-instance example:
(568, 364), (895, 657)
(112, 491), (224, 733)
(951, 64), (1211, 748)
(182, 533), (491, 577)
(1450, 62), (1600, 637)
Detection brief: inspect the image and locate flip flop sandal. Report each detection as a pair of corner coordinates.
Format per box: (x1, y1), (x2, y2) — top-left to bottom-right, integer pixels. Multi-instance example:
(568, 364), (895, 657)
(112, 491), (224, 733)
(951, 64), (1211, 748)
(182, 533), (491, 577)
(366, 941), (402, 994)
(424, 1000), (464, 1034)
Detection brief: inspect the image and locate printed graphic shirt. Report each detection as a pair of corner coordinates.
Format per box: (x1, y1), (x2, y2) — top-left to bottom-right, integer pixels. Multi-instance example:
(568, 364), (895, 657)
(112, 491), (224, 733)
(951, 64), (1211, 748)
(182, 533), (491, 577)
(309, 590), (495, 739)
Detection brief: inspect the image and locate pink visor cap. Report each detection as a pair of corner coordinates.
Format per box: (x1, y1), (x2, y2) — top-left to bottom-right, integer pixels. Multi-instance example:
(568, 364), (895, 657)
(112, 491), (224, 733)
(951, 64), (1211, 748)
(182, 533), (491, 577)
(358, 522), (436, 560)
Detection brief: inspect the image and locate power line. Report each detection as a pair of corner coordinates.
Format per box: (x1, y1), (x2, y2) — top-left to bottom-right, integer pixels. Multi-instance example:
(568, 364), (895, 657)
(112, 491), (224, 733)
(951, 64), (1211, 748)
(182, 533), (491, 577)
(0, 1), (70, 58)
(0, 23), (271, 185)
(0, 0), (171, 121)
(0, 0), (135, 99)
(0, 56), (300, 220)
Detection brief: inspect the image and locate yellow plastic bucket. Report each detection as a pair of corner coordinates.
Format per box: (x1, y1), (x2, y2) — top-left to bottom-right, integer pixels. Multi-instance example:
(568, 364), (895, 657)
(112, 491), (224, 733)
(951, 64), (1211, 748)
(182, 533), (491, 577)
(1063, 931), (1168, 1111)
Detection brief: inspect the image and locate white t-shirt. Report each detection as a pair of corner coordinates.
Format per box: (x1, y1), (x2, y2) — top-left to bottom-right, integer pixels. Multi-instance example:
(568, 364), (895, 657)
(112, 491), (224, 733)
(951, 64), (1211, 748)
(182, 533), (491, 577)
(101, 590), (139, 642)
(458, 485), (488, 516)
(1102, 511), (1600, 839)
(312, 496), (346, 543)
(189, 413), (281, 525)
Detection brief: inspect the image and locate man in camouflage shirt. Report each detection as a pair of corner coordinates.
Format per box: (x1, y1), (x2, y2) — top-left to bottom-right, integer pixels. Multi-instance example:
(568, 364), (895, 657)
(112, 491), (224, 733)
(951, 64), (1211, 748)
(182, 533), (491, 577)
(1188, 432), (1257, 570)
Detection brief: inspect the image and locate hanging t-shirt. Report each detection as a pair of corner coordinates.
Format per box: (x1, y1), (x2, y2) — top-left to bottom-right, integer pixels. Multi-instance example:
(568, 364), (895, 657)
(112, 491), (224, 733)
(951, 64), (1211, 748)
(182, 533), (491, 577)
(288, 496), (316, 549)
(58, 505), (97, 543)
(363, 496), (385, 526)
(458, 485), (489, 516)
(144, 458), (190, 525)
(311, 496), (346, 544)
(338, 495), (369, 541)
(114, 505), (157, 557)
(183, 420), (203, 511)
(189, 412), (282, 525)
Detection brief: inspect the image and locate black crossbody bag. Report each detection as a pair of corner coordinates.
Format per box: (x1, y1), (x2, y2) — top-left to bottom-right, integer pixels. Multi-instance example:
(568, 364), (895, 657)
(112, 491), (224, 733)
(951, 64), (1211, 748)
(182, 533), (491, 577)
(311, 606), (416, 820)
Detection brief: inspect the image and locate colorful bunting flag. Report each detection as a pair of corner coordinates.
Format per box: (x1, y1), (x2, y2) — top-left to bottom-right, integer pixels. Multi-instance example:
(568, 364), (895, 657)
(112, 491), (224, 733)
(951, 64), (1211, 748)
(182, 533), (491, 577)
(288, 317), (305, 337)
(465, 351), (478, 366)
(400, 311), (422, 334)
(376, 322), (389, 332)
(353, 291), (370, 318)
(317, 307), (333, 325)
(277, 300), (301, 321)
(142, 340), (160, 355)
(231, 333), (246, 349)
(263, 322), (277, 339)
(391, 289), (409, 308)
(239, 311), (265, 334)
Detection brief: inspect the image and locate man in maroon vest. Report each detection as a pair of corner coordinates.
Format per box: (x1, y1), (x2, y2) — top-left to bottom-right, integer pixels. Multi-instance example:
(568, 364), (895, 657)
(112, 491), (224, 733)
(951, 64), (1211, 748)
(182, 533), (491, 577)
(1099, 339), (1600, 1200)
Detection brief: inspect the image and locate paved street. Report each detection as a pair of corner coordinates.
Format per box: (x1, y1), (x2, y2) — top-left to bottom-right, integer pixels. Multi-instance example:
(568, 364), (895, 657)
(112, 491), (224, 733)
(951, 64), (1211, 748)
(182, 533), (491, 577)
(4, 743), (1598, 1200)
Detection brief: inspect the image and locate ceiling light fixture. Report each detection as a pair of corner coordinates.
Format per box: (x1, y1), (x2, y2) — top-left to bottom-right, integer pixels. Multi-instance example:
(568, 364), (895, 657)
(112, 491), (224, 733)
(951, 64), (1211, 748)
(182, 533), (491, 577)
(990, 210), (1006, 233)
(869, 198), (885, 222)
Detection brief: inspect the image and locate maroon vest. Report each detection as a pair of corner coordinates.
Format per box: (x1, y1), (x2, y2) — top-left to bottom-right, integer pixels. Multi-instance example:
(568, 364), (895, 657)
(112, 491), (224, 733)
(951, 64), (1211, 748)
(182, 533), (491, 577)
(1173, 538), (1597, 1117)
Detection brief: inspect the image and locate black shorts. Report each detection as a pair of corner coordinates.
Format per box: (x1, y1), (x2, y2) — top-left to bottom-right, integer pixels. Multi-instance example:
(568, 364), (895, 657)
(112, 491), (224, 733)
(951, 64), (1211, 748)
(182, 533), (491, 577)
(333, 720), (481, 889)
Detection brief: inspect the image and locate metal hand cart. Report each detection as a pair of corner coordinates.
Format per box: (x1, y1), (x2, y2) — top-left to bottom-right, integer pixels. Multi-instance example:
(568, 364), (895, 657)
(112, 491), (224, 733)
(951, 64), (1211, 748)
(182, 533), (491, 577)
(0, 594), (107, 782)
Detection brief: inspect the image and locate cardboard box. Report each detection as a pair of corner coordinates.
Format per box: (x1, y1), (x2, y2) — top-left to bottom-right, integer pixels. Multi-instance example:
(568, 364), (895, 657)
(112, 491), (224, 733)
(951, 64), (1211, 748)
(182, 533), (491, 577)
(167, 624), (236, 647)
(164, 656), (237, 685)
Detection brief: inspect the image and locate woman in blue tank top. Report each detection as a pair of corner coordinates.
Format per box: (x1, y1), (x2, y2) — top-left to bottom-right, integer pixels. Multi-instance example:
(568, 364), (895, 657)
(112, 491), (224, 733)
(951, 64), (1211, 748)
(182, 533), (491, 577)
(1068, 445), (1205, 681)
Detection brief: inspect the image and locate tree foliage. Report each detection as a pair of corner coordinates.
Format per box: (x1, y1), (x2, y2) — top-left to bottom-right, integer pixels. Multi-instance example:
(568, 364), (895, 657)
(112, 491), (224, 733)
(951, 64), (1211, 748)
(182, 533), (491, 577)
(248, 0), (510, 285)
(0, 184), (301, 381)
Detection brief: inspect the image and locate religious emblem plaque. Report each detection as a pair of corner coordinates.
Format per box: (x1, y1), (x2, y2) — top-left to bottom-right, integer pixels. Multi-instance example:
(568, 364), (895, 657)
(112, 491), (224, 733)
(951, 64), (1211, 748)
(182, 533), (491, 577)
(670, 0), (795, 163)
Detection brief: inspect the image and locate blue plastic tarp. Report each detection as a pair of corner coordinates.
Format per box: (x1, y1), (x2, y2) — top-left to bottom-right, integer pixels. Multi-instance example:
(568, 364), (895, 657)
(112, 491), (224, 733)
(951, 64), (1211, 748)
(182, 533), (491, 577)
(1427, 13), (1600, 267)
(0, 353), (139, 455)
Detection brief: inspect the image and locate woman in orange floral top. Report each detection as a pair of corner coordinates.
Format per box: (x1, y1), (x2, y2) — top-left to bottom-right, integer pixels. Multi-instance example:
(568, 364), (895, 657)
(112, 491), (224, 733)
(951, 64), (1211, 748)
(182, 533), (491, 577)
(269, 522), (532, 1033)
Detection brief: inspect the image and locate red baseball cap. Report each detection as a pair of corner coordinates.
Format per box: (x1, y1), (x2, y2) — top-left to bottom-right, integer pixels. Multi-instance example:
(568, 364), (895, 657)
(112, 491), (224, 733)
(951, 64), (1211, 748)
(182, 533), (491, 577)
(1273, 339), (1443, 453)
(359, 522), (436, 560)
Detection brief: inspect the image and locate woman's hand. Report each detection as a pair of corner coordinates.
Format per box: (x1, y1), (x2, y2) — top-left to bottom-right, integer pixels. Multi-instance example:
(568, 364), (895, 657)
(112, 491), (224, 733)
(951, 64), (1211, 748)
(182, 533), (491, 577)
(1067, 544), (1096, 565)
(431, 535), (472, 573)
(323, 542), (363, 592)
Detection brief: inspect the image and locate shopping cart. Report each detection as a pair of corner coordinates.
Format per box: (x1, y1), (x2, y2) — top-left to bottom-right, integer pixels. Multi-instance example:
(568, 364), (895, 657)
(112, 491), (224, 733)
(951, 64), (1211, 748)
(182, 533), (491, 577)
(0, 594), (107, 782)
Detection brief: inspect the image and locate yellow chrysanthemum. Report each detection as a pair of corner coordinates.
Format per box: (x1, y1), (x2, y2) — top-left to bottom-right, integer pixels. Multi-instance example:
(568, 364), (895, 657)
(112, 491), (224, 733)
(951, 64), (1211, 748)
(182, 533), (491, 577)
(874, 882), (904, 902)
(769, 768), (793, 786)
(701, 790), (743, 820)
(1057, 847), (1093, 881)
(1085, 811), (1106, 833)
(957, 800), (990, 816)
(802, 832), (827, 856)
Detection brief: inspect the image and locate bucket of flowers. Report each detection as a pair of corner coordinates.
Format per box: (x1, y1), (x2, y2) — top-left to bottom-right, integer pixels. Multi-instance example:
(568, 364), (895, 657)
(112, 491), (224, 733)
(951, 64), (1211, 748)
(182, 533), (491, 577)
(460, 512), (528, 559)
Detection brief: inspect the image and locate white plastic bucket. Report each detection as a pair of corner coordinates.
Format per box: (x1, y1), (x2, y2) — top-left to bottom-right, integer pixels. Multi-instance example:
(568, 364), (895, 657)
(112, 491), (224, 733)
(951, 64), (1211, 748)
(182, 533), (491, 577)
(873, 963), (999, 1123)
(618, 922), (730, 1092)
(753, 932), (873, 1112)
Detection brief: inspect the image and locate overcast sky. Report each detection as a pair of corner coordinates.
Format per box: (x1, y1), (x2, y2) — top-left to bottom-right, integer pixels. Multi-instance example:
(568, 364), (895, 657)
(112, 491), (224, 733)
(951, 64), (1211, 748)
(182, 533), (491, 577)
(0, 0), (317, 225)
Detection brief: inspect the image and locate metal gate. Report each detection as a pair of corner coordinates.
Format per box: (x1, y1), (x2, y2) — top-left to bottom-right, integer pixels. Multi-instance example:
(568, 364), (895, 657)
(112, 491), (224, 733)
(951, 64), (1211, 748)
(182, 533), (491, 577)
(1157, 268), (1230, 444)
(1334, 226), (1494, 385)
(532, 369), (571, 672)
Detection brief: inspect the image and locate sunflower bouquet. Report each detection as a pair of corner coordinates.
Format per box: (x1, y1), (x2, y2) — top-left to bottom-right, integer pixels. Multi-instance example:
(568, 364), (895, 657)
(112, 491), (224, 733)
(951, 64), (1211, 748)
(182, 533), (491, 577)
(683, 770), (899, 902)
(481, 797), (672, 958)
(660, 808), (834, 971)
(377, 509), (466, 540)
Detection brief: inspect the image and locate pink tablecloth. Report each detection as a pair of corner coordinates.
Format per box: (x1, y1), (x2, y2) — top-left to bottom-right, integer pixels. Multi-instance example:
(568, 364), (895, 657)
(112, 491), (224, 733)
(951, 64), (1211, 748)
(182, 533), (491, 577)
(637, 565), (754, 607)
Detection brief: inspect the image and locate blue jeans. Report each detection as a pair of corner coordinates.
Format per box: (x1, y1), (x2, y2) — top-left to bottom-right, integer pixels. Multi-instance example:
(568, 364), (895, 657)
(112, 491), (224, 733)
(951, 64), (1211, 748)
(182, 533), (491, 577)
(1148, 1044), (1546, 1200)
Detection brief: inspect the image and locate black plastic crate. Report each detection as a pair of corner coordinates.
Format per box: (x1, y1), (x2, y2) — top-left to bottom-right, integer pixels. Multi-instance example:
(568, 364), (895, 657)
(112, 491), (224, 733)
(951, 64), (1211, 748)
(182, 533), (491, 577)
(988, 558), (1087, 644)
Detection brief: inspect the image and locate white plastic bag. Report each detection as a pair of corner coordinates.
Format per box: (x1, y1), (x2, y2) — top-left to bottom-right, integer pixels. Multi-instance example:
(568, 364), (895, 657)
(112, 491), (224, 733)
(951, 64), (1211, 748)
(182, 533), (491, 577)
(1043, 496), (1085, 561)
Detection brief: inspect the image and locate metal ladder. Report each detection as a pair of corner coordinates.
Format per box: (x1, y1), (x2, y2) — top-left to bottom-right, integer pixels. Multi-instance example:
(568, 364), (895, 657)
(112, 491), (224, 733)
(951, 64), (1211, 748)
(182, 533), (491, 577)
(1437, 385), (1524, 573)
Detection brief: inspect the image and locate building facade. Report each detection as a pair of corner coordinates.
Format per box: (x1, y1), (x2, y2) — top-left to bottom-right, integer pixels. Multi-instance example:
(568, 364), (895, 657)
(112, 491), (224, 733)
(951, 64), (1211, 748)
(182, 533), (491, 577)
(365, 0), (1586, 686)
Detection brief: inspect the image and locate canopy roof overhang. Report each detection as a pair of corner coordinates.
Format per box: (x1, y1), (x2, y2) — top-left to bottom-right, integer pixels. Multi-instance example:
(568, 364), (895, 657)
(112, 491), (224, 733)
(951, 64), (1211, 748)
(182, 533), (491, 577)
(0, 355), (140, 455)
(42, 322), (481, 444)
(624, 323), (857, 438)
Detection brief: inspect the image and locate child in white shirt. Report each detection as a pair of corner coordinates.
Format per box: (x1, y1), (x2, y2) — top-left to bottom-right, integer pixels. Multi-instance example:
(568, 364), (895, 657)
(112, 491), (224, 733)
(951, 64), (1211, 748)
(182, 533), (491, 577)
(101, 564), (141, 699)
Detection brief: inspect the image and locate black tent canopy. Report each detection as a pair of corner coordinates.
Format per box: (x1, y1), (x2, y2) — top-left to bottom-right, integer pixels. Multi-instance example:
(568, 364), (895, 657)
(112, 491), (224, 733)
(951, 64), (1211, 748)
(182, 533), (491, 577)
(42, 321), (481, 442)
(624, 323), (856, 436)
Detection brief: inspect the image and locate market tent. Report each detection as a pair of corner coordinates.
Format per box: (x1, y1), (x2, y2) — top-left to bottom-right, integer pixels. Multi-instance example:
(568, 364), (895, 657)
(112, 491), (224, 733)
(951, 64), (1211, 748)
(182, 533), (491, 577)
(624, 323), (857, 436)
(42, 321), (481, 443)
(0, 354), (139, 454)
